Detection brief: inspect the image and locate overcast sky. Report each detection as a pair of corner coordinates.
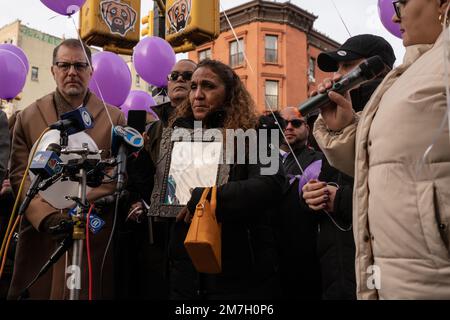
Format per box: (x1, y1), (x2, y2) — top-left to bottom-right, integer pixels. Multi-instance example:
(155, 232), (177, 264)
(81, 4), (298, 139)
(0, 0), (405, 65)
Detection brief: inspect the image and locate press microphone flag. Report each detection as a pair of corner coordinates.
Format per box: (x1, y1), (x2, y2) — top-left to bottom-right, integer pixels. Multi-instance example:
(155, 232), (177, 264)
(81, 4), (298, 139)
(111, 126), (144, 157)
(111, 126), (144, 191)
(49, 106), (94, 135)
(298, 56), (386, 116)
(19, 143), (62, 215)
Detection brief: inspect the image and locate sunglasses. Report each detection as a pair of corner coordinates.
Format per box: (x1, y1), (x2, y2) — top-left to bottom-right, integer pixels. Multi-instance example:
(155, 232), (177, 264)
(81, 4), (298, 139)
(167, 71), (193, 82)
(54, 61), (90, 72)
(285, 119), (305, 128)
(392, 0), (407, 19)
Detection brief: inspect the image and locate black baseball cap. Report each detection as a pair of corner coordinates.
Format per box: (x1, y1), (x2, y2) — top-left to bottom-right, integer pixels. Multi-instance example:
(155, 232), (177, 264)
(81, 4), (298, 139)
(317, 34), (396, 72)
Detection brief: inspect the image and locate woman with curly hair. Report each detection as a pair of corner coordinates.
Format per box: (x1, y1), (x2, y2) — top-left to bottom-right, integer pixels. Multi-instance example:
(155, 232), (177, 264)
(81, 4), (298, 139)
(168, 59), (286, 299)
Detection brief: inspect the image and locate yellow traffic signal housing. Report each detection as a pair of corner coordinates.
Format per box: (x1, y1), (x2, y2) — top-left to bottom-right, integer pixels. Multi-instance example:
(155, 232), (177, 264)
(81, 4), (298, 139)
(79, 0), (141, 53)
(141, 10), (154, 37)
(165, 0), (220, 52)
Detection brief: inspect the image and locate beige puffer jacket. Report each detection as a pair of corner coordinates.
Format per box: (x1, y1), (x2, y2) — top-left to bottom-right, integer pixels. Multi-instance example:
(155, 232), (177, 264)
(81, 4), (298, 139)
(314, 31), (450, 299)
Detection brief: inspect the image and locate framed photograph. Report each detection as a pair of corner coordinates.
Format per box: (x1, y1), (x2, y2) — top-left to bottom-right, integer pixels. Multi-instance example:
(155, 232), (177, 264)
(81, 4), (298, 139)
(149, 127), (229, 218)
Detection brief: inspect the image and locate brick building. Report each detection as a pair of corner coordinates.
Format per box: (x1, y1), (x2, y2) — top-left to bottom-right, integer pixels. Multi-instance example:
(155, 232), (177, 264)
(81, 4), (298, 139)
(188, 0), (341, 114)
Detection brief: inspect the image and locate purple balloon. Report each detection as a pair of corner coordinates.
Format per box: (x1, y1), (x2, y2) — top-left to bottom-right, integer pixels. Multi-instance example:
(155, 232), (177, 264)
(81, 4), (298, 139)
(89, 52), (132, 107)
(0, 50), (27, 100)
(133, 37), (176, 88)
(40, 0), (86, 16)
(378, 0), (402, 39)
(120, 90), (157, 119)
(0, 44), (29, 73)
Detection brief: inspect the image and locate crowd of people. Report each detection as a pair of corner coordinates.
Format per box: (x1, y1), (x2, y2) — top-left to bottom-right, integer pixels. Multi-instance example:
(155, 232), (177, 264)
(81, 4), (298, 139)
(0, 0), (449, 300)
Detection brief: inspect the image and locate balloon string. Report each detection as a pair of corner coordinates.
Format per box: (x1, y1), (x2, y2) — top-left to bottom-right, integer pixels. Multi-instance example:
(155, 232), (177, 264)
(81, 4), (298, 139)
(69, 15), (114, 128)
(330, 0), (352, 38)
(220, 3), (305, 175)
(220, 4), (254, 75)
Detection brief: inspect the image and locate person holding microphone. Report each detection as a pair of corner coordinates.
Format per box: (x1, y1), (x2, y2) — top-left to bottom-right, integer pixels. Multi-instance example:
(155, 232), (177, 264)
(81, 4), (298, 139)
(304, 0), (450, 299)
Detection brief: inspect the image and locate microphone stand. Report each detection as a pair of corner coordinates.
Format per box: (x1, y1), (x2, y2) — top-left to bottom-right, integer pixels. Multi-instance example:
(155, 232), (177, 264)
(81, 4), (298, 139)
(18, 140), (116, 300)
(60, 143), (91, 300)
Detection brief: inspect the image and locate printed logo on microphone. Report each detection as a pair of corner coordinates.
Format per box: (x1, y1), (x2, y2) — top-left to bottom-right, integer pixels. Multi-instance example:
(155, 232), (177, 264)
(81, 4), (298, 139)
(89, 213), (105, 234)
(32, 153), (45, 165)
(48, 158), (59, 171)
(81, 110), (93, 127)
(123, 127), (144, 148)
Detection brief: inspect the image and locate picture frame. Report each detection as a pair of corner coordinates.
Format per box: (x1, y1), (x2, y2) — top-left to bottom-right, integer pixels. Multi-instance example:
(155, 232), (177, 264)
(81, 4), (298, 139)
(148, 127), (229, 218)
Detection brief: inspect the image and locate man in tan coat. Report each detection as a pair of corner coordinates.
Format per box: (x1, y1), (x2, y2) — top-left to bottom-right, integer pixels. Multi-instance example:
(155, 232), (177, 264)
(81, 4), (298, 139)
(8, 39), (125, 300)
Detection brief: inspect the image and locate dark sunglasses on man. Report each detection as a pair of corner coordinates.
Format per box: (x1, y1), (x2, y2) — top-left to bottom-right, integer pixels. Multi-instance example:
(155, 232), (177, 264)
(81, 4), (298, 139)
(167, 71), (193, 82)
(54, 61), (90, 72)
(285, 119), (306, 129)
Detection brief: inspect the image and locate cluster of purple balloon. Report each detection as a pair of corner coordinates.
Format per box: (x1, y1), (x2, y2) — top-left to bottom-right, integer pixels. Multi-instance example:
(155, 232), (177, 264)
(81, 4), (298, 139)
(40, 0), (176, 119)
(378, 0), (402, 39)
(87, 35), (175, 118)
(0, 44), (29, 100)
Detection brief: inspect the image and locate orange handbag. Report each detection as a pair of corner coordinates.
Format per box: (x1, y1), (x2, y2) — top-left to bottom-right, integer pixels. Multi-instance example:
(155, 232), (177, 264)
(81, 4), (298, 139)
(184, 186), (222, 274)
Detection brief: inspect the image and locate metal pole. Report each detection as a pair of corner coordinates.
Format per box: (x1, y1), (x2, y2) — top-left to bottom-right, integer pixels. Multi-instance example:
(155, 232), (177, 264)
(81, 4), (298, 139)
(69, 145), (88, 300)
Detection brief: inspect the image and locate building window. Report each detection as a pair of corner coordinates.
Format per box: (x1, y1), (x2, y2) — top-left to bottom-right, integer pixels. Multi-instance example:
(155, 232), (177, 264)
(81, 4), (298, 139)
(265, 35), (278, 63)
(136, 74), (141, 87)
(199, 48), (211, 61)
(229, 39), (244, 68)
(31, 66), (39, 81)
(308, 57), (316, 83)
(265, 80), (279, 110)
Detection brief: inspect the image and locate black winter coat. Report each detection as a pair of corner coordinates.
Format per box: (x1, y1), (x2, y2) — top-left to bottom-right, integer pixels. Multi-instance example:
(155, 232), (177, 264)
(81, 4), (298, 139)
(169, 112), (286, 300)
(278, 145), (322, 299)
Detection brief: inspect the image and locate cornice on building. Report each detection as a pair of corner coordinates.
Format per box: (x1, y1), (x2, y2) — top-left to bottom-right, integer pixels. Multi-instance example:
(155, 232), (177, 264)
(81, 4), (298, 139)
(308, 29), (341, 51)
(219, 0), (340, 51)
(220, 0), (317, 33)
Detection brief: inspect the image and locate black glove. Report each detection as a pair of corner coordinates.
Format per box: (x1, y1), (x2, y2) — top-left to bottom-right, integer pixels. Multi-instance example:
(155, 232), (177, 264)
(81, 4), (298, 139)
(40, 212), (73, 241)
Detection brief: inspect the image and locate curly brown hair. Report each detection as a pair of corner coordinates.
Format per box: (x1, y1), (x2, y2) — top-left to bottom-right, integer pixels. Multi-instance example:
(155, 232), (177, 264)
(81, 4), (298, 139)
(170, 59), (258, 130)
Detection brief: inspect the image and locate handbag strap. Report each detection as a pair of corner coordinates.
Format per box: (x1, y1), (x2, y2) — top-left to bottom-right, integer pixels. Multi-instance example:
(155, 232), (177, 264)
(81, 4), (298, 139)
(198, 187), (211, 206)
(211, 186), (217, 213)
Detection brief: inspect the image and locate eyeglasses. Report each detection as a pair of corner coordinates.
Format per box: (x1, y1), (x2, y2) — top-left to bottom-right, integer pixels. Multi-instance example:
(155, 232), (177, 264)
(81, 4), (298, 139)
(167, 71), (193, 82)
(285, 119), (305, 129)
(54, 61), (90, 72)
(392, 0), (407, 19)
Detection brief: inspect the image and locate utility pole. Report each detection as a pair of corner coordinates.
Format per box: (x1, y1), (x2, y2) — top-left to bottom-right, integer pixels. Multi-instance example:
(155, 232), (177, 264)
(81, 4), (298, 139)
(153, 0), (166, 38)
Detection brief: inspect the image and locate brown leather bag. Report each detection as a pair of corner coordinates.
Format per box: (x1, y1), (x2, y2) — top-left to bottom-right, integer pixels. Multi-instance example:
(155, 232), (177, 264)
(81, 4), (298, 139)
(184, 186), (222, 274)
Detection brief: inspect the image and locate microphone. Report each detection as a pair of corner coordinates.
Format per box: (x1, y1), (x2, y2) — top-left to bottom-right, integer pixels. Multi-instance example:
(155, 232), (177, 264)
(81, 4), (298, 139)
(49, 106), (94, 135)
(298, 56), (386, 116)
(18, 143), (62, 215)
(111, 126), (144, 192)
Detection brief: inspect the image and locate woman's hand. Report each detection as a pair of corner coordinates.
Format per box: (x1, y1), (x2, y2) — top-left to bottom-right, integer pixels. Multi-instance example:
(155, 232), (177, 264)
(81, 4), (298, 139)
(176, 206), (193, 224)
(302, 179), (338, 212)
(310, 75), (355, 131)
(127, 201), (145, 223)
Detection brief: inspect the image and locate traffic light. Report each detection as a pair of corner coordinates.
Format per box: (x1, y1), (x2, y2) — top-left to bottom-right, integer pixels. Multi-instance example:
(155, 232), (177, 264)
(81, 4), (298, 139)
(165, 0), (220, 53)
(79, 0), (141, 55)
(141, 10), (154, 37)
